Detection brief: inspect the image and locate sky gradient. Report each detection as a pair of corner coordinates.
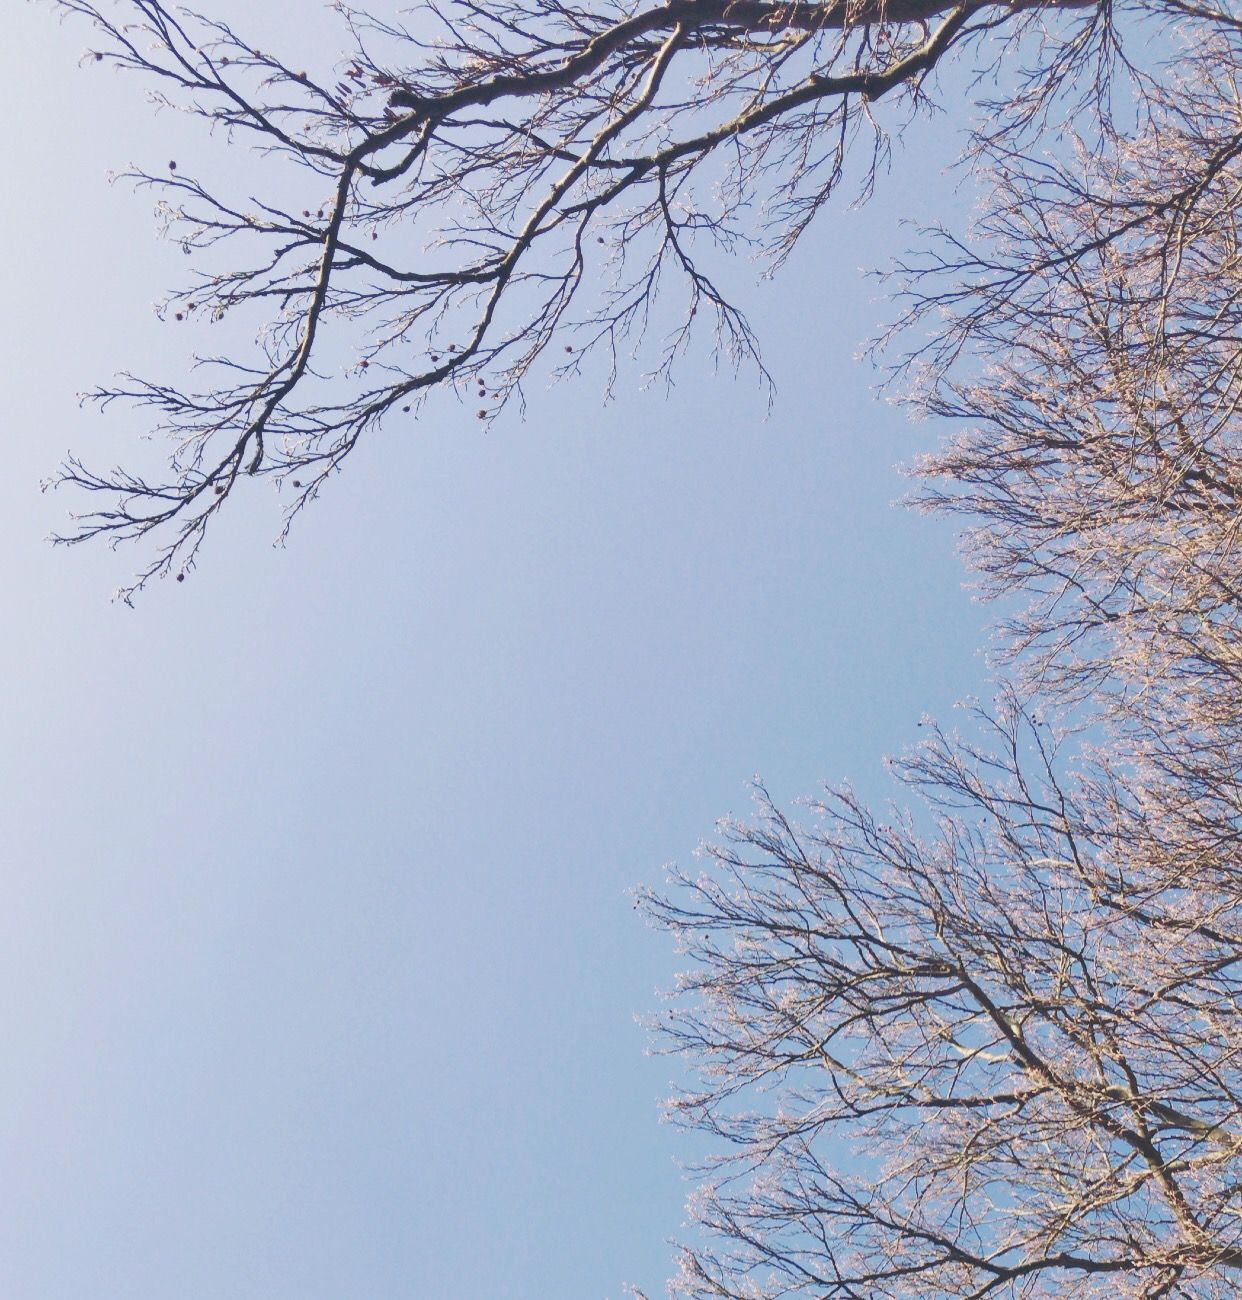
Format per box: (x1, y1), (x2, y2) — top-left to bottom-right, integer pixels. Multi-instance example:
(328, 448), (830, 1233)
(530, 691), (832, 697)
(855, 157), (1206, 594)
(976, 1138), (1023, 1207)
(3, 4), (990, 1296)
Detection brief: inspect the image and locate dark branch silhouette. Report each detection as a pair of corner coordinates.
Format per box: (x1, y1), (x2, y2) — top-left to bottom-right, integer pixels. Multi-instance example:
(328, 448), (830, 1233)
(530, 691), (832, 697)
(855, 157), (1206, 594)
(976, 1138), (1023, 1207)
(51, 0), (1112, 598)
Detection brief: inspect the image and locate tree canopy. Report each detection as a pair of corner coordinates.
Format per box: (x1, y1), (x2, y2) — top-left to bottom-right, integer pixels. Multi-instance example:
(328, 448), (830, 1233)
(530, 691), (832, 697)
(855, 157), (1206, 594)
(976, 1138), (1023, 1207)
(46, 2), (1242, 1296)
(641, 19), (1242, 1298)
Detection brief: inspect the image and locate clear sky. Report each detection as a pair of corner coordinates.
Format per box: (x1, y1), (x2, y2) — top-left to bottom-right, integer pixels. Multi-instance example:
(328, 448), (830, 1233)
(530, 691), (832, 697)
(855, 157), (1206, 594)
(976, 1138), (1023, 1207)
(2, 4), (989, 1297)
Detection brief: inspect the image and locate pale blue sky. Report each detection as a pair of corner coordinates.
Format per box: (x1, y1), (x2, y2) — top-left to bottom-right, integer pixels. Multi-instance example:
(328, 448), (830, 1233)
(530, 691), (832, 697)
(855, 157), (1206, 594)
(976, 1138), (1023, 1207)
(3, 4), (988, 1296)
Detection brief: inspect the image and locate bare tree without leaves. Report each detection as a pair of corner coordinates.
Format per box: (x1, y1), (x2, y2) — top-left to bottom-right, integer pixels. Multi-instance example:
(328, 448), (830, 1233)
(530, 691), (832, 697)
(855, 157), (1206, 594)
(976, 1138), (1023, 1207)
(639, 29), (1242, 1300)
(50, 0), (1166, 598)
(642, 701), (1240, 1298)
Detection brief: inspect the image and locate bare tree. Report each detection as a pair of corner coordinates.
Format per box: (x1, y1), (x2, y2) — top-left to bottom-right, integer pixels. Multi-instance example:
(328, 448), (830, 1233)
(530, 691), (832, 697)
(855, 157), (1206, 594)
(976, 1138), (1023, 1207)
(641, 702), (1241, 1298)
(639, 31), (1242, 1300)
(905, 39), (1242, 752)
(46, 0), (1186, 597)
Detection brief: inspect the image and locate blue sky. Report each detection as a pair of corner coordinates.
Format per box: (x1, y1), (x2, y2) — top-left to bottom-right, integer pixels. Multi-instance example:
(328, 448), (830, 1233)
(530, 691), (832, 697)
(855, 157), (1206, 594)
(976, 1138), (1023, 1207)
(3, 4), (989, 1296)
